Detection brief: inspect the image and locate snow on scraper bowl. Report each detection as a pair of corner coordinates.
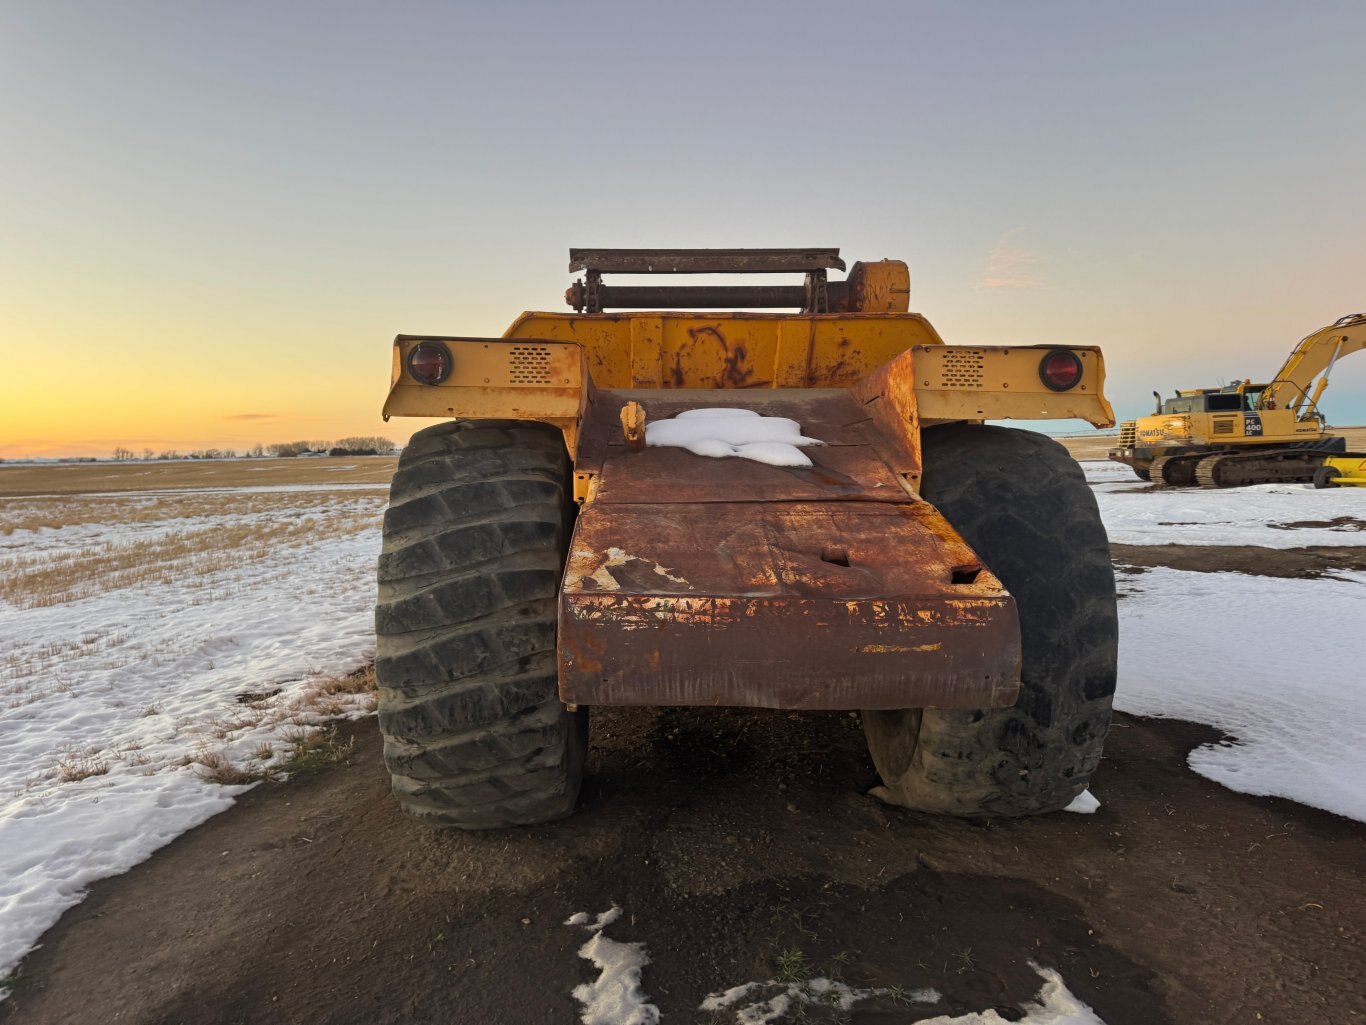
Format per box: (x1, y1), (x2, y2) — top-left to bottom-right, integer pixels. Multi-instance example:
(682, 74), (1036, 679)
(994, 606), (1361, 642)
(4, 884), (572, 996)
(644, 408), (824, 468)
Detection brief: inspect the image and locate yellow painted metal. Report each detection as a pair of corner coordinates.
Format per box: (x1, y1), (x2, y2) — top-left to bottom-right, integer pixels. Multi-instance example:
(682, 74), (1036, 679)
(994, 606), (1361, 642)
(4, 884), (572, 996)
(1320, 456), (1366, 487)
(842, 260), (911, 313)
(502, 311), (945, 389)
(910, 344), (1113, 428)
(382, 336), (587, 453)
(1264, 315), (1366, 413)
(384, 286), (1117, 468)
(619, 401), (646, 451)
(385, 320), (1114, 433)
(1129, 388), (1335, 451)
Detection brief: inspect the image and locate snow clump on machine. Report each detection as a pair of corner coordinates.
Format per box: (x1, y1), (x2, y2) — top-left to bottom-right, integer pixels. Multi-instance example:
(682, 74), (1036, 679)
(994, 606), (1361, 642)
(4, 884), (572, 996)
(646, 408), (824, 468)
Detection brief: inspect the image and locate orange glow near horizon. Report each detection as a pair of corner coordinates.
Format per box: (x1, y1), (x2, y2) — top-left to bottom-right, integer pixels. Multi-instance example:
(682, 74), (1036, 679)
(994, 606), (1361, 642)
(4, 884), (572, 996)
(7, 289), (1366, 460)
(0, 295), (486, 459)
(4, 5), (1365, 459)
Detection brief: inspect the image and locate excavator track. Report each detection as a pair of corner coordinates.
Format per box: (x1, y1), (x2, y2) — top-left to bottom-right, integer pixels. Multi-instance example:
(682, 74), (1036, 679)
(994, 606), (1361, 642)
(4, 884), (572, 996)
(1149, 452), (1202, 487)
(1192, 448), (1333, 488)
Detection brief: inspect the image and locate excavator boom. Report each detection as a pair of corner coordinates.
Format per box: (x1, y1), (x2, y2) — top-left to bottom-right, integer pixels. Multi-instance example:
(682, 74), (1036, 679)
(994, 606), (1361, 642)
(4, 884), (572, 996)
(1263, 313), (1366, 413)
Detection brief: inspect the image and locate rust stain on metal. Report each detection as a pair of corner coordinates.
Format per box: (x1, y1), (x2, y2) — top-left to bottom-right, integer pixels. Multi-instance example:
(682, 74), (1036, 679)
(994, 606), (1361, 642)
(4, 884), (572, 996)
(722, 343), (752, 387)
(555, 370), (1023, 711)
(559, 495), (1022, 710)
(668, 325), (766, 389)
(848, 347), (923, 482)
(584, 389), (911, 505)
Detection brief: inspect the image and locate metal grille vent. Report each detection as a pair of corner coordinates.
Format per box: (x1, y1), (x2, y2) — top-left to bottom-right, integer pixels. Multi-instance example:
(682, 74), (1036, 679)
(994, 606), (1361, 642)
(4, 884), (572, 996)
(509, 345), (552, 384)
(1118, 421), (1137, 446)
(939, 349), (985, 388)
(1212, 418), (1235, 435)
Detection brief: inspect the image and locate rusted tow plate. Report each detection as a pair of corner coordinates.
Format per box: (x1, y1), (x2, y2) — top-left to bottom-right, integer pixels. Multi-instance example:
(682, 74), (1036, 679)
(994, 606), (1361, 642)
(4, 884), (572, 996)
(559, 499), (1020, 711)
(557, 383), (1021, 712)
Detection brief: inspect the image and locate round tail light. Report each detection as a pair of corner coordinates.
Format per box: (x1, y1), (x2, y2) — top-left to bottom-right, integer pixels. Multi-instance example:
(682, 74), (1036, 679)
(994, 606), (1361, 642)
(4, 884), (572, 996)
(1039, 350), (1083, 391)
(407, 341), (452, 385)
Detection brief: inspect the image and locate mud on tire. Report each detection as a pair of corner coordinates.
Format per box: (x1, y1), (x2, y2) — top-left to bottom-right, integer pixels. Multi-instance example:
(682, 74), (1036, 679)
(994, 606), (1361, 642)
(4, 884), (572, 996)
(375, 419), (587, 829)
(863, 424), (1118, 816)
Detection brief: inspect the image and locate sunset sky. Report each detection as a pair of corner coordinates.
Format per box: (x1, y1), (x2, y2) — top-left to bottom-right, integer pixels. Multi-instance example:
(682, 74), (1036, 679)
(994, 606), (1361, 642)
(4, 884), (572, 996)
(2, 2), (1364, 458)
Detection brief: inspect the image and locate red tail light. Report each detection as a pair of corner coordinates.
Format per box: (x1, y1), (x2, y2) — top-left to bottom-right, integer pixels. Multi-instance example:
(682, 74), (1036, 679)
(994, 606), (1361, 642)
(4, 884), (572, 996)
(407, 342), (452, 385)
(1039, 350), (1083, 391)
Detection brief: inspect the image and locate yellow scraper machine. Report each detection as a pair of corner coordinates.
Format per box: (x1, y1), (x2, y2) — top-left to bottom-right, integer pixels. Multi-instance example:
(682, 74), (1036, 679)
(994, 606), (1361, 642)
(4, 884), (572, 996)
(375, 248), (1120, 828)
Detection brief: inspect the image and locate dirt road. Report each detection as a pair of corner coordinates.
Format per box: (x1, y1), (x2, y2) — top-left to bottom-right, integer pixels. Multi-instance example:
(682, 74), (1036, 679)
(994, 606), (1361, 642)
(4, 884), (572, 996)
(4, 546), (1364, 1025)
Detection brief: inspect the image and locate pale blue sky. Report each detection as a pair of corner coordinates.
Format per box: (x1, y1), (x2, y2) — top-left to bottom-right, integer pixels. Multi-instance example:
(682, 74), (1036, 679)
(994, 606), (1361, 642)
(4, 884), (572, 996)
(3, 2), (1364, 454)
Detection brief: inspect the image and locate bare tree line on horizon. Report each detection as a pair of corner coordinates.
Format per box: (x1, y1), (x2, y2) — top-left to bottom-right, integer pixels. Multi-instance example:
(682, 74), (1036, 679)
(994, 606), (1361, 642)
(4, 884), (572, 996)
(107, 436), (398, 462)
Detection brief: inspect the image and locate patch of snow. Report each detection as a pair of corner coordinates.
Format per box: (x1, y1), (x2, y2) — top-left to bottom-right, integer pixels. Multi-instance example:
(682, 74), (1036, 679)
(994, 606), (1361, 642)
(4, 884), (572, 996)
(567, 908), (659, 1025)
(701, 977), (938, 1023)
(916, 963), (1105, 1024)
(1091, 479), (1366, 548)
(675, 408), (760, 420)
(566, 905), (623, 932)
(0, 494), (383, 986)
(646, 409), (824, 468)
(1077, 459), (1141, 484)
(1063, 789), (1100, 814)
(1116, 566), (1366, 822)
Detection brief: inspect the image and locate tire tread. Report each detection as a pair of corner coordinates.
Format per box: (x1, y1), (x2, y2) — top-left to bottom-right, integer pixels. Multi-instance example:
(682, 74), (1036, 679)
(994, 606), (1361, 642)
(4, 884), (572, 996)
(374, 419), (585, 829)
(863, 424), (1118, 817)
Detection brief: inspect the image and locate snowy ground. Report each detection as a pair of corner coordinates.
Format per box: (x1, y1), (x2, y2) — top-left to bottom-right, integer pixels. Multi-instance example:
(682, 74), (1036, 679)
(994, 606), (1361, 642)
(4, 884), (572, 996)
(0, 485), (384, 984)
(1087, 464), (1366, 547)
(567, 904), (1104, 1025)
(1, 460), (1362, 1013)
(1079, 460), (1366, 822)
(1113, 565), (1366, 821)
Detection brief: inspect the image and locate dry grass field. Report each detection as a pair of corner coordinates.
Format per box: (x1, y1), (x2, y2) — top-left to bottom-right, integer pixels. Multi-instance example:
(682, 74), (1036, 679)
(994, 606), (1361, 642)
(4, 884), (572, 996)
(1, 508), (380, 610)
(0, 459), (386, 792)
(0, 459), (394, 610)
(0, 456), (398, 496)
(1, 456), (393, 990)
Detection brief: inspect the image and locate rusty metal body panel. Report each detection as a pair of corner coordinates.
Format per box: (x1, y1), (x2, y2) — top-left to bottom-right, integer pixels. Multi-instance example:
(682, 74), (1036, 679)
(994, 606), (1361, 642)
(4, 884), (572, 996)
(577, 388), (917, 504)
(557, 386), (1022, 711)
(502, 312), (945, 390)
(560, 500), (1020, 711)
(568, 248), (846, 275)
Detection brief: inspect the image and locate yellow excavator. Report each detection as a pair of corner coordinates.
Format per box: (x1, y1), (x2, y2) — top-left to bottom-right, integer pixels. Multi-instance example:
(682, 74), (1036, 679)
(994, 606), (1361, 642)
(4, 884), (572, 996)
(1109, 313), (1366, 486)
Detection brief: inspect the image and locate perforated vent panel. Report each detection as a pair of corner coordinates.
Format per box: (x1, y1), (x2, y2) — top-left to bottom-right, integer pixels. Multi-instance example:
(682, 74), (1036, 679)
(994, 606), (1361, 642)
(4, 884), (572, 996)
(939, 349), (985, 388)
(509, 345), (552, 384)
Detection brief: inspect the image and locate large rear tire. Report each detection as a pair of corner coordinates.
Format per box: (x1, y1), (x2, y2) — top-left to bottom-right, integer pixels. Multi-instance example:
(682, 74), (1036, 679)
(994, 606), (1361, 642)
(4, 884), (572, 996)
(863, 425), (1118, 816)
(375, 420), (587, 829)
